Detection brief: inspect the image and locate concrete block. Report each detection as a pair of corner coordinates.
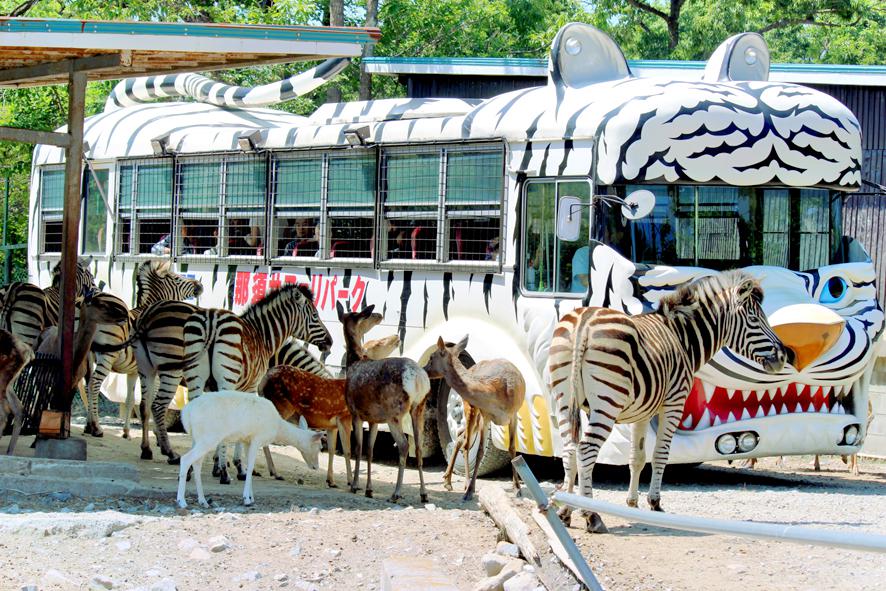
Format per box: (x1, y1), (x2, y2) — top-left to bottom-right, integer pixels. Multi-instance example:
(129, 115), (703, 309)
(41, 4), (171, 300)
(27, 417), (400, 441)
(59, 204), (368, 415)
(34, 437), (87, 461)
(29, 458), (139, 482)
(0, 455), (31, 475)
(380, 556), (459, 591)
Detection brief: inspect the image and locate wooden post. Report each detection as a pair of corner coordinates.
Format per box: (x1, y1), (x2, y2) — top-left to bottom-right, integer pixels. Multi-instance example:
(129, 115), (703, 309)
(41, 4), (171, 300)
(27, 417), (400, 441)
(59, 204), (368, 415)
(56, 69), (86, 413)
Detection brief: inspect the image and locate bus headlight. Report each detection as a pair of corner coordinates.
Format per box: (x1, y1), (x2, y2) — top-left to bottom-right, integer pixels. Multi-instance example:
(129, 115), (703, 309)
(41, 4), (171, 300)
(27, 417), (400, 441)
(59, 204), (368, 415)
(715, 434), (737, 455)
(842, 424), (860, 446)
(737, 432), (758, 453)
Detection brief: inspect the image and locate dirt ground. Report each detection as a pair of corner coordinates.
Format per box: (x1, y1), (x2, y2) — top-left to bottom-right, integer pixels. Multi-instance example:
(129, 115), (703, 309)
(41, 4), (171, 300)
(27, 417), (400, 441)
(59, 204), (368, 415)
(1, 419), (885, 591)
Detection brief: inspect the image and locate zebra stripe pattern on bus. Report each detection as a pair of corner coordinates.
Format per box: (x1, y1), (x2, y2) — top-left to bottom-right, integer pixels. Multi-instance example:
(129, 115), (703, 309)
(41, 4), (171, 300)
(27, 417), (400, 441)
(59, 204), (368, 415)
(86, 261), (204, 439)
(557, 271), (786, 533)
(181, 284), (332, 482)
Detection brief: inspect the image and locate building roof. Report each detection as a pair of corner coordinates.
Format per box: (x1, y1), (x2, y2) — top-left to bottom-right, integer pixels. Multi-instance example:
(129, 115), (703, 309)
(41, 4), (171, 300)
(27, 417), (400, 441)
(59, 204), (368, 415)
(0, 17), (380, 88)
(363, 56), (886, 87)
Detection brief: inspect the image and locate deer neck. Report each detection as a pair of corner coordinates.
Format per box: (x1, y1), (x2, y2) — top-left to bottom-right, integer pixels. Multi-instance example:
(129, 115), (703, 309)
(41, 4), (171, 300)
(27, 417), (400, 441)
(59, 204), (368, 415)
(343, 327), (367, 368)
(442, 358), (475, 397)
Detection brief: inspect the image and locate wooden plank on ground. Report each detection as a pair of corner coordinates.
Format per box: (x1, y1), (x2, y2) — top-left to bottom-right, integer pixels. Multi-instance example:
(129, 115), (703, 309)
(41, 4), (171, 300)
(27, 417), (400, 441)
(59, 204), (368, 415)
(478, 485), (541, 565)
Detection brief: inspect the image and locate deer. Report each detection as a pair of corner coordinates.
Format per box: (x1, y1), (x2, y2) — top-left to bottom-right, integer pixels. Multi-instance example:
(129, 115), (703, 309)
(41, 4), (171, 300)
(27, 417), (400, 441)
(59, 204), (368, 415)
(0, 329), (34, 455)
(257, 307), (400, 488)
(423, 335), (525, 500)
(338, 304), (431, 503)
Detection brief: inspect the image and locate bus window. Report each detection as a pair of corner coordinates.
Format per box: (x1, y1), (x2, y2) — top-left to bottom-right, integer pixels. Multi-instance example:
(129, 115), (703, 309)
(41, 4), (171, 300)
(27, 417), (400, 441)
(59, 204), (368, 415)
(445, 149), (503, 262)
(115, 159), (173, 255)
(224, 158), (265, 257)
(523, 179), (590, 294)
(273, 155), (321, 259)
(382, 150), (439, 261)
(327, 153), (375, 260)
(177, 159), (221, 256)
(39, 168), (64, 254)
(82, 168), (108, 255)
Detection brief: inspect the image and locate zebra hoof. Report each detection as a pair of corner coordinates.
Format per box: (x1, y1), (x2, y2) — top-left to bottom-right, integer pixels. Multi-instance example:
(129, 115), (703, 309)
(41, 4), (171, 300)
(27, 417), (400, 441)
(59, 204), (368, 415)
(327, 481), (338, 488)
(219, 470), (231, 485)
(237, 473), (247, 482)
(140, 448), (153, 460)
(167, 456), (181, 465)
(420, 493), (429, 504)
(121, 431), (131, 440)
(586, 513), (608, 534)
(211, 464), (221, 477)
(274, 475), (285, 481)
(387, 493), (401, 503)
(648, 498), (664, 512)
(365, 490), (374, 499)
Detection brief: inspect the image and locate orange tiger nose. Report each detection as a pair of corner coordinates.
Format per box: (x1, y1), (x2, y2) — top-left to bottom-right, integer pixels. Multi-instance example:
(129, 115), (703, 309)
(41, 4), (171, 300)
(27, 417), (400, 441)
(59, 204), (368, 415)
(769, 304), (845, 371)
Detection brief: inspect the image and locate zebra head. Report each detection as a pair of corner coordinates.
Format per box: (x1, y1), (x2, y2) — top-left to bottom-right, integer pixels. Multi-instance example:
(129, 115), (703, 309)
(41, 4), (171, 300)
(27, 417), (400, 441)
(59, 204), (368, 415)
(135, 260), (204, 307)
(50, 256), (97, 297)
(722, 272), (787, 374)
(285, 284), (333, 352)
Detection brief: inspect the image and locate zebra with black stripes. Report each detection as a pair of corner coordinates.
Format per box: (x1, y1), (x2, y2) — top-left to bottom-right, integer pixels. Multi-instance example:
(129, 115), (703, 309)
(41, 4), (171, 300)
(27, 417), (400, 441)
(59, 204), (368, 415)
(552, 271), (786, 533)
(86, 260), (203, 438)
(0, 258), (96, 349)
(181, 284), (332, 483)
(269, 338), (332, 378)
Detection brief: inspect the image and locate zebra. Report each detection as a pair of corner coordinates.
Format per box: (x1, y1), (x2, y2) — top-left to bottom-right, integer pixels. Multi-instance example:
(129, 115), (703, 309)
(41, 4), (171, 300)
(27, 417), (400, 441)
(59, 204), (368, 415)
(181, 284), (333, 483)
(0, 258), (96, 349)
(269, 338), (332, 378)
(551, 271), (786, 533)
(85, 260), (204, 439)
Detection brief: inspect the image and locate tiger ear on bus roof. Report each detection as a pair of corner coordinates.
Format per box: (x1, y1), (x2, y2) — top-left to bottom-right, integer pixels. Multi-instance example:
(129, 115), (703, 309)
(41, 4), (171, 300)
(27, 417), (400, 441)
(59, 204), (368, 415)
(548, 23), (631, 89)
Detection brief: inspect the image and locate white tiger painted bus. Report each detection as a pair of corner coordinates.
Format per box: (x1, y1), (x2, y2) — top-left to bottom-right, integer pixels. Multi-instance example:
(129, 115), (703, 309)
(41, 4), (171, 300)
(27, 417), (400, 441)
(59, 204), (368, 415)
(28, 23), (883, 473)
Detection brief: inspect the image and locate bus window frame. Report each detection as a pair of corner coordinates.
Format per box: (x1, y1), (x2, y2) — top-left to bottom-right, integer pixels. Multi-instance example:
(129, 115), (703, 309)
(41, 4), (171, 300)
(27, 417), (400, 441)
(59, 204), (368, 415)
(113, 156), (175, 260)
(37, 165), (66, 257)
(520, 176), (593, 299)
(80, 165), (111, 258)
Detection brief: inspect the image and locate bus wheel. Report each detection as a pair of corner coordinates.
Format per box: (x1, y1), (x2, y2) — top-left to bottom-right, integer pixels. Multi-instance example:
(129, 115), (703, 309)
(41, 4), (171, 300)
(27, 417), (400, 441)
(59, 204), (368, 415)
(436, 384), (511, 477)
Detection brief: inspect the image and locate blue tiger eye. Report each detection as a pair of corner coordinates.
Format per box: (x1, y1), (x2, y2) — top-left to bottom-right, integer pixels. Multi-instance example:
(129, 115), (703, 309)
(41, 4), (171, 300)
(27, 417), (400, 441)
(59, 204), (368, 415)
(819, 276), (848, 305)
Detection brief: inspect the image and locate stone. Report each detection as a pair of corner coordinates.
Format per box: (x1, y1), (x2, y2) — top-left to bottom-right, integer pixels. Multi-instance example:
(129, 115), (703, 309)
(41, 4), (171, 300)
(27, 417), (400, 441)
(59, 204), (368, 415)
(380, 556), (459, 591)
(239, 571), (262, 582)
(148, 579), (177, 591)
(291, 582), (319, 591)
(21, 585), (38, 591)
(84, 503), (96, 512)
(115, 540), (132, 552)
(90, 575), (116, 590)
(495, 542), (521, 559)
(34, 437), (88, 461)
(176, 538), (198, 552)
(209, 535), (231, 552)
(502, 572), (543, 591)
(424, 504), (437, 511)
(274, 574), (290, 583)
(50, 491), (73, 502)
(481, 553), (514, 577)
(473, 563), (522, 591)
(326, 548), (342, 558)
(42, 569), (76, 589)
(289, 544), (302, 558)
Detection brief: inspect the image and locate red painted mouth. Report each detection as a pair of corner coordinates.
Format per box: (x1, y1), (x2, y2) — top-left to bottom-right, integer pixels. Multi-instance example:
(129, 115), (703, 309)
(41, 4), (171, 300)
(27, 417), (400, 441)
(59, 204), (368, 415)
(678, 378), (848, 431)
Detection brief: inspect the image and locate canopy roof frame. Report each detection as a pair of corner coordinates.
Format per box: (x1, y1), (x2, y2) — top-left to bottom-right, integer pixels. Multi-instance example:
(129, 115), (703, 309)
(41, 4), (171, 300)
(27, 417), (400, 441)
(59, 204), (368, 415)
(0, 18), (379, 413)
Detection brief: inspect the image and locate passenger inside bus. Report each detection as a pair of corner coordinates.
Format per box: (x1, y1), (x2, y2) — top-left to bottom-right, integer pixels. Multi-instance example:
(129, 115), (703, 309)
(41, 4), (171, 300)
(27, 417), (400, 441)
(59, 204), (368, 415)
(284, 217), (319, 257)
(228, 218), (263, 256)
(152, 223), (197, 256)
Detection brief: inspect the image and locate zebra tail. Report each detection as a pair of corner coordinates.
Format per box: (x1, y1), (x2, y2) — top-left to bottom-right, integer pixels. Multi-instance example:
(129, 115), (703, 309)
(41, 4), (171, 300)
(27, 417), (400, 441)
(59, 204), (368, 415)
(90, 320), (139, 354)
(568, 311), (592, 444)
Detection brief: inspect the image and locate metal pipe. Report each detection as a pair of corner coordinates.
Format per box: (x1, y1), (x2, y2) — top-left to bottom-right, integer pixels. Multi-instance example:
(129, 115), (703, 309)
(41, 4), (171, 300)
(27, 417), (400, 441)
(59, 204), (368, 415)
(512, 457), (605, 591)
(554, 492), (886, 554)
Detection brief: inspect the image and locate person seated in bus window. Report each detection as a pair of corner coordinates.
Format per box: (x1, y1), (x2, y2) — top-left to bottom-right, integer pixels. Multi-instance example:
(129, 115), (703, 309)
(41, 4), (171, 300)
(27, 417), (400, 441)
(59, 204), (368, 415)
(203, 228), (220, 256)
(244, 217), (263, 255)
(485, 236), (500, 261)
(525, 254), (539, 291)
(283, 217), (318, 257)
(386, 220), (410, 259)
(570, 245), (589, 293)
(151, 223), (197, 256)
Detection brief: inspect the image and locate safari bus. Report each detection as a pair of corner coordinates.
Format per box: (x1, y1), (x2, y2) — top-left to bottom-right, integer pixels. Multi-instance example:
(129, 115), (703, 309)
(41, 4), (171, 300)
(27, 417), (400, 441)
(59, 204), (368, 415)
(28, 23), (883, 475)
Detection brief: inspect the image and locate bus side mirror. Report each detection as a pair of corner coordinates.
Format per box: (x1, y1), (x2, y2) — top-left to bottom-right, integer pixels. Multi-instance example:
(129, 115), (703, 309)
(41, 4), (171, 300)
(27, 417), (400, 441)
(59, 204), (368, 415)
(622, 189), (655, 221)
(556, 195), (584, 242)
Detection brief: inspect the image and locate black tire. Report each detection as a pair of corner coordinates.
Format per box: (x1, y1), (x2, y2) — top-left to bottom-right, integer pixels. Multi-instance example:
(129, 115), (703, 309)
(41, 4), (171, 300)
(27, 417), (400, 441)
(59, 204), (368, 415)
(435, 381), (511, 477)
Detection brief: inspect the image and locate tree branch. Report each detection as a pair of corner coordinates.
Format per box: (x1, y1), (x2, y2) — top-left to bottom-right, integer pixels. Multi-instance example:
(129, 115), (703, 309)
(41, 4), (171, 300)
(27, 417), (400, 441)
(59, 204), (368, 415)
(625, 0), (669, 23)
(758, 15), (862, 34)
(6, 0), (39, 17)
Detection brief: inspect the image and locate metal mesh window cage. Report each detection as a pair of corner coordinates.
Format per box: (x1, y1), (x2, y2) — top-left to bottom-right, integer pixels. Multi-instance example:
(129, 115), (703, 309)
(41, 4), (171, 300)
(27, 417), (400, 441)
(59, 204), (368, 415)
(39, 167), (64, 253)
(327, 152), (376, 260)
(82, 168), (109, 255)
(272, 153), (323, 260)
(381, 144), (504, 265)
(116, 158), (173, 255)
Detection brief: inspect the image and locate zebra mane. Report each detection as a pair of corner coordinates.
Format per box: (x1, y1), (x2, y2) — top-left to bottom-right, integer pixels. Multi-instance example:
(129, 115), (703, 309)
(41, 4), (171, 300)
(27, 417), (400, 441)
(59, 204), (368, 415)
(49, 256), (95, 289)
(241, 283), (313, 317)
(656, 270), (760, 319)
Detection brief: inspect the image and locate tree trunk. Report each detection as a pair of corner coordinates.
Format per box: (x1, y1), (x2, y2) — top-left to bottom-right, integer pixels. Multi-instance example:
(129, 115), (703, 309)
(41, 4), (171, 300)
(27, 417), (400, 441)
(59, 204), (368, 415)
(359, 0), (379, 101)
(326, 0), (345, 104)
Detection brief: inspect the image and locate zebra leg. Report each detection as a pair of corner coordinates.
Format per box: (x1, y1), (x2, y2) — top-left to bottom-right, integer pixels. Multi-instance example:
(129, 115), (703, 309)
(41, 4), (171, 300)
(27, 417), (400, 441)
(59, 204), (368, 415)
(138, 370), (157, 460)
(122, 372), (138, 439)
(646, 407), (683, 512)
(85, 355), (112, 437)
(576, 408), (616, 534)
(626, 420), (649, 508)
(217, 444), (232, 485)
(152, 372), (182, 463)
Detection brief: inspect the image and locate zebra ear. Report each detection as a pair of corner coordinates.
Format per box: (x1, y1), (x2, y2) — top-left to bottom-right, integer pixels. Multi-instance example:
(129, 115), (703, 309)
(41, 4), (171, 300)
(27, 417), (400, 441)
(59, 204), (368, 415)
(736, 278), (762, 304)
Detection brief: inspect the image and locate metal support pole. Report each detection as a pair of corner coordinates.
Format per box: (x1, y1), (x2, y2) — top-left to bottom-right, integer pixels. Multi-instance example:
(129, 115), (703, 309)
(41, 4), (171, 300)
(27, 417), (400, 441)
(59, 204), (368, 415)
(3, 175), (10, 284)
(553, 493), (886, 554)
(511, 457), (604, 591)
(57, 69), (86, 410)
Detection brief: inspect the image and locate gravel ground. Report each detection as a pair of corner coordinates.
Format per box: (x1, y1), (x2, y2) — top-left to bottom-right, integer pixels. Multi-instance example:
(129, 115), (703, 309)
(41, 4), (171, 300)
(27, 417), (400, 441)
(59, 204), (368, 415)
(1, 422), (885, 591)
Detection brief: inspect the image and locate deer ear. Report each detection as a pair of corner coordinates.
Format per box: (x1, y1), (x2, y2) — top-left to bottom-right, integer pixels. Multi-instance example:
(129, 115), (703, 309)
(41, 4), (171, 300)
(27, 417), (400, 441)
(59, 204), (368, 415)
(336, 301), (345, 322)
(455, 335), (469, 354)
(437, 336), (445, 349)
(298, 415), (308, 430)
(362, 304), (375, 316)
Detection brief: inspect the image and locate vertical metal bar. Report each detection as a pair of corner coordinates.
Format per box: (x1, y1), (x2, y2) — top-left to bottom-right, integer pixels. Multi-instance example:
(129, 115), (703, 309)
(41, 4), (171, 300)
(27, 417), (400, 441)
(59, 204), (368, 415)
(3, 174), (10, 284)
(511, 456), (604, 591)
(57, 69), (87, 410)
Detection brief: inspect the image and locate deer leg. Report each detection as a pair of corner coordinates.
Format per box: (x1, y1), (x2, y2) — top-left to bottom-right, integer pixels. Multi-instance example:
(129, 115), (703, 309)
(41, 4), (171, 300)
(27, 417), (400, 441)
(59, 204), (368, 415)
(339, 418), (353, 489)
(388, 419), (407, 503)
(626, 420), (649, 508)
(410, 400), (428, 504)
(464, 416), (487, 502)
(462, 407), (478, 493)
(813, 455), (821, 471)
(3, 388), (24, 455)
(442, 434), (464, 492)
(263, 446), (283, 481)
(365, 423), (379, 499)
(326, 427), (338, 487)
(177, 441), (212, 509)
(508, 413), (520, 494)
(242, 440), (261, 506)
(349, 415), (363, 495)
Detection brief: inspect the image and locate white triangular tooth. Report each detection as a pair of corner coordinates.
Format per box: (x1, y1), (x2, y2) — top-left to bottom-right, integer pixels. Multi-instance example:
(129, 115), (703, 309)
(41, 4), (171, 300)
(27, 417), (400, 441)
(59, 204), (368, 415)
(682, 415), (693, 429)
(767, 406), (777, 417)
(726, 389), (736, 400)
(702, 382), (716, 403)
(780, 403), (789, 415)
(713, 414), (722, 426)
(807, 401), (816, 413)
(794, 402), (804, 414)
(741, 408), (751, 420)
(742, 390), (752, 402)
(837, 403), (845, 415)
(697, 409), (712, 429)
(755, 407), (766, 419)
(823, 385), (833, 397)
(726, 411), (737, 424)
